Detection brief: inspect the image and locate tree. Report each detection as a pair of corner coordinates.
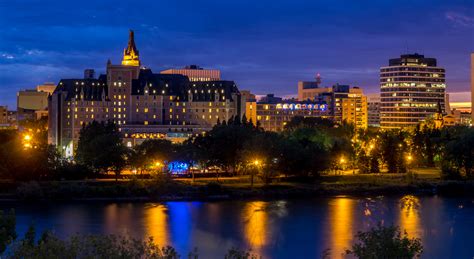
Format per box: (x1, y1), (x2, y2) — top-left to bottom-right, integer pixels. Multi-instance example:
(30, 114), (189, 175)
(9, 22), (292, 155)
(195, 116), (262, 175)
(442, 127), (474, 178)
(76, 121), (128, 176)
(130, 139), (175, 174)
(412, 125), (441, 167)
(0, 209), (17, 254)
(239, 131), (283, 185)
(0, 130), (62, 181)
(346, 224), (423, 259)
(380, 130), (408, 174)
(280, 127), (332, 177)
(284, 116), (335, 131)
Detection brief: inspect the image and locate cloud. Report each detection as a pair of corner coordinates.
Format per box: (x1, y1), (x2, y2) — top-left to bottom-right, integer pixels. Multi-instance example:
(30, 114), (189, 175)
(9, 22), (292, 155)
(1, 53), (14, 59)
(445, 11), (474, 27)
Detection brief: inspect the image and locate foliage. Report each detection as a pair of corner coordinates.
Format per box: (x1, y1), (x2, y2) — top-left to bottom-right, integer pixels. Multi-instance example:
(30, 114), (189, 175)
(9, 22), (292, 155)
(412, 125), (441, 167)
(0, 214), (262, 259)
(7, 233), (180, 259)
(380, 130), (409, 174)
(76, 121), (128, 176)
(0, 209), (17, 254)
(0, 128), (62, 181)
(200, 116), (262, 173)
(224, 248), (260, 259)
(442, 127), (474, 178)
(130, 139), (175, 173)
(346, 223), (423, 259)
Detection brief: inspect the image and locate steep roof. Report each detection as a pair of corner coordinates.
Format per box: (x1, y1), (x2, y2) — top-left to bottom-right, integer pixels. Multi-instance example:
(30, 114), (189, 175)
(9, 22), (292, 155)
(54, 77), (108, 101)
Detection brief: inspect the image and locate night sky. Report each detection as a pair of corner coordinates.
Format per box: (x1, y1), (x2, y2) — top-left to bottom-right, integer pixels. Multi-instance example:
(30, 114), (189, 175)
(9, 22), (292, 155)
(0, 0), (473, 107)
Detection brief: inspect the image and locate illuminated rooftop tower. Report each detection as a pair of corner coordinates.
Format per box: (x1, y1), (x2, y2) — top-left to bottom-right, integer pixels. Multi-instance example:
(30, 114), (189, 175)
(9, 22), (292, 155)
(122, 30), (140, 66)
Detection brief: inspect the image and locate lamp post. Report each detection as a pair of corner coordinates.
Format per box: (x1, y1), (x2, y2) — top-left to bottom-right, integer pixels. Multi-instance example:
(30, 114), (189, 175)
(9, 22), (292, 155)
(154, 161), (164, 174)
(406, 154), (413, 173)
(339, 157), (345, 175)
(23, 134), (33, 149)
(250, 159), (260, 188)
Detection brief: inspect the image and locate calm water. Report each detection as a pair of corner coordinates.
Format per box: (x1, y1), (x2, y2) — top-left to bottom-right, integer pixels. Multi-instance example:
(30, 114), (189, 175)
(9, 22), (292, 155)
(2, 196), (474, 258)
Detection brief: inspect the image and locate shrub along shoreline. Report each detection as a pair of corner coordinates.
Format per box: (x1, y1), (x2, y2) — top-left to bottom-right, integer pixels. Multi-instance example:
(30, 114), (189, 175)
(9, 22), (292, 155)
(2, 176), (474, 202)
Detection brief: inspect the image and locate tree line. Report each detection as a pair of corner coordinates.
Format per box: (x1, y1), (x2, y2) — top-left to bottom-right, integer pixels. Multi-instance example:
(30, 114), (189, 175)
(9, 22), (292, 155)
(0, 116), (473, 181)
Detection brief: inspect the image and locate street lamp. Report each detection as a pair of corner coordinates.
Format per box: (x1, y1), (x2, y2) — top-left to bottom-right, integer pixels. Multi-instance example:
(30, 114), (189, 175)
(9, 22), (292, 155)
(338, 156), (346, 175)
(153, 161), (164, 173)
(249, 159), (261, 188)
(340, 157), (345, 164)
(22, 134), (33, 149)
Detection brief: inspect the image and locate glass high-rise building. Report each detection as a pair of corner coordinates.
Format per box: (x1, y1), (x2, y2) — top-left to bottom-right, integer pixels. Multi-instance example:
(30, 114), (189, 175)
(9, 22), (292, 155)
(380, 53), (446, 129)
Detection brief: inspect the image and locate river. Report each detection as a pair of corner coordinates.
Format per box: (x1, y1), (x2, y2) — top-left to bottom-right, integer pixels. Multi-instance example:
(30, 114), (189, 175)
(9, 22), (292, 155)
(2, 196), (474, 258)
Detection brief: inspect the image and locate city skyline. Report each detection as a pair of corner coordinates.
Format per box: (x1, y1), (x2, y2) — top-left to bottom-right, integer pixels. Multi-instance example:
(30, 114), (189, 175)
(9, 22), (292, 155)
(1, 0), (473, 108)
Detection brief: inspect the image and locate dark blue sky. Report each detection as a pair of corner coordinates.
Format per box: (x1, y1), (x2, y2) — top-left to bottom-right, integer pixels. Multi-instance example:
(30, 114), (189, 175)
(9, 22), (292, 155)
(0, 0), (473, 107)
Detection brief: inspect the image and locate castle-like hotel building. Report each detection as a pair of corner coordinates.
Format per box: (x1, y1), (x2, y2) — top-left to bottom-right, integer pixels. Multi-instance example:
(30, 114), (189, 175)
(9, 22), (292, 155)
(48, 31), (243, 156)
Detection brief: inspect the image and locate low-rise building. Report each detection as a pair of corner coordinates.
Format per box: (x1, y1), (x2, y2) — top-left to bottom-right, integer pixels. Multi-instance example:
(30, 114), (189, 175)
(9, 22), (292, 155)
(161, 65), (220, 82)
(246, 94), (331, 131)
(17, 82), (56, 122)
(298, 78), (368, 128)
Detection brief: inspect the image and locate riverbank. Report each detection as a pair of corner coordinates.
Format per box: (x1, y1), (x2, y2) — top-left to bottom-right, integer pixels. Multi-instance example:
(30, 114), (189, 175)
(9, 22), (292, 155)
(1, 170), (474, 202)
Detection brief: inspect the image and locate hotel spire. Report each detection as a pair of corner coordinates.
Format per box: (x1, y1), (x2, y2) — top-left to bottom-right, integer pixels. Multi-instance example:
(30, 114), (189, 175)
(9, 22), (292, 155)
(122, 30), (140, 66)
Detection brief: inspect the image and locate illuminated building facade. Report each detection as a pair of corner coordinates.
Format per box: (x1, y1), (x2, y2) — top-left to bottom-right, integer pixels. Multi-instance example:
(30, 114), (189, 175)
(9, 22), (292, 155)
(49, 30), (242, 155)
(246, 94), (331, 131)
(367, 94), (381, 127)
(161, 65), (220, 82)
(342, 94), (368, 129)
(380, 53), (446, 129)
(298, 80), (368, 128)
(0, 106), (7, 125)
(17, 82), (55, 121)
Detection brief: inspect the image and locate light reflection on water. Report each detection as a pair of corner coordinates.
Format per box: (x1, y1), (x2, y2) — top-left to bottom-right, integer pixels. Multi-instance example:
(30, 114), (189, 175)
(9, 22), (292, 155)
(399, 195), (421, 239)
(5, 196), (474, 258)
(329, 198), (354, 258)
(145, 204), (169, 246)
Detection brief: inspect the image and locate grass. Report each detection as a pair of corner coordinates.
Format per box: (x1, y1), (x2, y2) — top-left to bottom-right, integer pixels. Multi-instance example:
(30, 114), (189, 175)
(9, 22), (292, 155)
(5, 167), (474, 201)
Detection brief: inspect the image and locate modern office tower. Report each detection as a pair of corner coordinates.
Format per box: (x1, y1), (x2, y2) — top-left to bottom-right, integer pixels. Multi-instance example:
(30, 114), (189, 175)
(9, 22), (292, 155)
(48, 30), (242, 155)
(380, 53), (446, 129)
(84, 69), (96, 79)
(471, 53), (474, 122)
(161, 65), (221, 82)
(367, 94), (381, 127)
(298, 78), (368, 128)
(246, 94), (331, 132)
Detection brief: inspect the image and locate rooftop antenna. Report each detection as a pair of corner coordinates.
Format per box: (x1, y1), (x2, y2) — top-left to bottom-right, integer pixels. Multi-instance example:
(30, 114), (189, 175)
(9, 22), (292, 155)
(315, 73), (322, 87)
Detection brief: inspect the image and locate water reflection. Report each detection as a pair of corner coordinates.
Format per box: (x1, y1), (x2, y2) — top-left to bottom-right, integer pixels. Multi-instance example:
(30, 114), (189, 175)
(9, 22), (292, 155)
(399, 195), (421, 238)
(145, 204), (169, 246)
(7, 196), (474, 258)
(242, 201), (269, 251)
(329, 198), (354, 258)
